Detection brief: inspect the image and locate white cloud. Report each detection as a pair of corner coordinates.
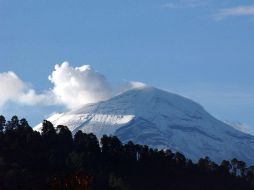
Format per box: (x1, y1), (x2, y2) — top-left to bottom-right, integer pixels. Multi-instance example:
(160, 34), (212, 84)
(48, 61), (112, 109)
(129, 81), (147, 89)
(0, 71), (24, 106)
(0, 71), (46, 107)
(0, 61), (146, 110)
(162, 0), (209, 9)
(214, 5), (254, 20)
(18, 89), (49, 105)
(115, 81), (147, 95)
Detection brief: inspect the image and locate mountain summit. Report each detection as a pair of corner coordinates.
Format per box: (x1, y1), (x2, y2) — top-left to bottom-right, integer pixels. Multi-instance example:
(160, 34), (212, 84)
(35, 87), (254, 164)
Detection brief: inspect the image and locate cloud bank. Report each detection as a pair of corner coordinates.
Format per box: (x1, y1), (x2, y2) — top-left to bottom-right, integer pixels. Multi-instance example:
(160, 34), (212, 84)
(0, 61), (146, 110)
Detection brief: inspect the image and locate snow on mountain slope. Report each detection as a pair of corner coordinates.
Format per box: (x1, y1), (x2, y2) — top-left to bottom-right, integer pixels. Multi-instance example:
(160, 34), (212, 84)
(34, 87), (254, 164)
(225, 121), (254, 136)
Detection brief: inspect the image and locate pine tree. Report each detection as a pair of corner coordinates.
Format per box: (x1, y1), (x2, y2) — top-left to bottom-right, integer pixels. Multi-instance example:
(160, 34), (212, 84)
(0, 115), (6, 132)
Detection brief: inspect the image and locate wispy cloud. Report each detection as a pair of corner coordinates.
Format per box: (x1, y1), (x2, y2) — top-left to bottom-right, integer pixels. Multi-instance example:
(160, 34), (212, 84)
(224, 121), (254, 136)
(162, 0), (209, 9)
(181, 0), (209, 7)
(214, 5), (254, 20)
(162, 3), (177, 9)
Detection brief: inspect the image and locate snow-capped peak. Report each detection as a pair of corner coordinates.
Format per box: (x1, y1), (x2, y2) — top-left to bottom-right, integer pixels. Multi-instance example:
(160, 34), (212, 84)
(34, 87), (254, 164)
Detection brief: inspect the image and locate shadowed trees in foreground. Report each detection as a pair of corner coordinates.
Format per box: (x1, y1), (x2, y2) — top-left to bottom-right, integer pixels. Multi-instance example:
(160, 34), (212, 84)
(0, 115), (254, 190)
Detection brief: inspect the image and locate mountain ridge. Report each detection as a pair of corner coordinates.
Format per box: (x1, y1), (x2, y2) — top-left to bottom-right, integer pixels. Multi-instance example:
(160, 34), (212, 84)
(34, 87), (254, 164)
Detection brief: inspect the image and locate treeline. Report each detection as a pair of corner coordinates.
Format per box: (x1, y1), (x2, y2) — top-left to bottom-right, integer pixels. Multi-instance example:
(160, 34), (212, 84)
(0, 115), (254, 190)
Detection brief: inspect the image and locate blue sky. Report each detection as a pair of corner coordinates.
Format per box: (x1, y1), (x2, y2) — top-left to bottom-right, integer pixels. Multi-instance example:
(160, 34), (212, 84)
(0, 0), (254, 129)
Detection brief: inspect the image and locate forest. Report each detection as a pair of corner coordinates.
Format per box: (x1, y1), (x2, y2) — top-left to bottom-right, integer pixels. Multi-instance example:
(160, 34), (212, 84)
(0, 115), (254, 190)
